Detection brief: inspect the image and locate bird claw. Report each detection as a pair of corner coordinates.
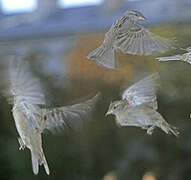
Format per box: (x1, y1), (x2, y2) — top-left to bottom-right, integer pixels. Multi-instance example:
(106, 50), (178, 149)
(18, 138), (25, 150)
(147, 126), (155, 135)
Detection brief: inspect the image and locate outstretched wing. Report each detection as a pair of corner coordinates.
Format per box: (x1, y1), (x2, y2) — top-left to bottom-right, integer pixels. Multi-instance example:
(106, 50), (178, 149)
(122, 73), (159, 109)
(115, 23), (175, 55)
(4, 56), (45, 129)
(41, 93), (100, 133)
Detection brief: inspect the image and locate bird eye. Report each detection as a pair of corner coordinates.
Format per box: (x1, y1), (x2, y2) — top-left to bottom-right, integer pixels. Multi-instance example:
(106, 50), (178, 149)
(113, 105), (117, 109)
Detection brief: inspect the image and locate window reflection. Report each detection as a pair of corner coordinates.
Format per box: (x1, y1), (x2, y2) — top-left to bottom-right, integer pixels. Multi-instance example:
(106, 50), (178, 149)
(58, 0), (104, 8)
(1, 0), (37, 14)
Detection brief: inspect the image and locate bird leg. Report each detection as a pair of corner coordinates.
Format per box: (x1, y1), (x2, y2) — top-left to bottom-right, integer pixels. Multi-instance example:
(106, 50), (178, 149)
(18, 138), (25, 150)
(147, 126), (155, 135)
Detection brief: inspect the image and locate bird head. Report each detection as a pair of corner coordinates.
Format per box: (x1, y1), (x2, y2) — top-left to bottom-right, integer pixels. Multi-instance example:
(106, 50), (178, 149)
(106, 100), (127, 116)
(124, 10), (146, 21)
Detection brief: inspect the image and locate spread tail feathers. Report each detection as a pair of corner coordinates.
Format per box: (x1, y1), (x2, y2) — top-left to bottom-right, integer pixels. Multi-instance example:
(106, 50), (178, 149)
(31, 150), (50, 175)
(86, 45), (118, 70)
(156, 56), (182, 61)
(160, 121), (179, 137)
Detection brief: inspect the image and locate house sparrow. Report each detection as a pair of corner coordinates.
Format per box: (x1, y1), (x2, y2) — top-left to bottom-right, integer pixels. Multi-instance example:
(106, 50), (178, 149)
(156, 47), (191, 64)
(3, 56), (100, 175)
(86, 10), (175, 70)
(106, 73), (179, 136)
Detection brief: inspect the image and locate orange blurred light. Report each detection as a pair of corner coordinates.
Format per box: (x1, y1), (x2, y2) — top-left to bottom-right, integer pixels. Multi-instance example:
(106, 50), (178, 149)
(142, 172), (156, 180)
(103, 171), (117, 180)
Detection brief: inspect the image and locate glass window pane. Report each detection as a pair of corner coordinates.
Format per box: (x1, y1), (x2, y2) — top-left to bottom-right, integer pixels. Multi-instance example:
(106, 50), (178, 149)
(1, 0), (37, 14)
(58, 0), (103, 8)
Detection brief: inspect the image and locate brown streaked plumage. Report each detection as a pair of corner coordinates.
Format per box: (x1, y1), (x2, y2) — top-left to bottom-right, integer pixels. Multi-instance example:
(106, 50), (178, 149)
(86, 12), (128, 70)
(86, 10), (175, 70)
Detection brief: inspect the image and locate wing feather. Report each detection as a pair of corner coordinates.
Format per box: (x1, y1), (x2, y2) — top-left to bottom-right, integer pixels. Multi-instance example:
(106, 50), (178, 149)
(115, 23), (175, 55)
(5, 57), (45, 106)
(122, 73), (159, 109)
(3, 56), (45, 130)
(41, 93), (100, 133)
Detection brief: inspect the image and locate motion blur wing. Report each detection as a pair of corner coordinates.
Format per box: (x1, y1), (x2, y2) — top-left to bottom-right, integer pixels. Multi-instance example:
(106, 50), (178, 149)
(4, 56), (45, 129)
(122, 73), (159, 109)
(41, 92), (100, 133)
(115, 23), (175, 55)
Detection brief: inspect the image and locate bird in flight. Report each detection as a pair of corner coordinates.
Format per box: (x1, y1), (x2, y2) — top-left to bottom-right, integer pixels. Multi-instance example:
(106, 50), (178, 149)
(3, 56), (100, 175)
(86, 10), (175, 69)
(106, 73), (179, 136)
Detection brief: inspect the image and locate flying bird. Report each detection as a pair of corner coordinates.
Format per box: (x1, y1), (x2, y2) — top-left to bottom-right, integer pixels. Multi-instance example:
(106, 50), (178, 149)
(156, 47), (191, 64)
(106, 73), (179, 136)
(86, 10), (175, 69)
(3, 56), (100, 175)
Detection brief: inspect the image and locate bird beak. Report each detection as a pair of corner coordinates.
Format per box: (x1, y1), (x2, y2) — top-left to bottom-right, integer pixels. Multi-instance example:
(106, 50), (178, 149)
(138, 16), (146, 21)
(105, 110), (113, 116)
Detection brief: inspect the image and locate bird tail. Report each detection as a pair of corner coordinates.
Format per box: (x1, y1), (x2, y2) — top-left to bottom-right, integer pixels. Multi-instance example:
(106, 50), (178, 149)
(156, 56), (182, 61)
(159, 121), (179, 137)
(86, 45), (118, 69)
(31, 148), (50, 175)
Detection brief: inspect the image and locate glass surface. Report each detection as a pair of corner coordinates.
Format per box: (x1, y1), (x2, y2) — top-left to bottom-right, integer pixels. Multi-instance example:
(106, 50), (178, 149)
(1, 0), (37, 14)
(58, 0), (104, 8)
(0, 0), (190, 180)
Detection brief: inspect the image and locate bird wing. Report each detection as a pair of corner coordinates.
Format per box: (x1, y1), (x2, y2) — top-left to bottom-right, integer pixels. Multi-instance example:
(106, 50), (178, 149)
(40, 93), (100, 133)
(114, 23), (175, 55)
(121, 73), (159, 109)
(4, 56), (45, 130)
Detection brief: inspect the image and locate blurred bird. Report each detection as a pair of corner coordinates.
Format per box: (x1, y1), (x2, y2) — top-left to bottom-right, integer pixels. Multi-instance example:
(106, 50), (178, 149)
(86, 10), (175, 69)
(156, 47), (191, 64)
(106, 73), (179, 136)
(3, 56), (100, 175)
